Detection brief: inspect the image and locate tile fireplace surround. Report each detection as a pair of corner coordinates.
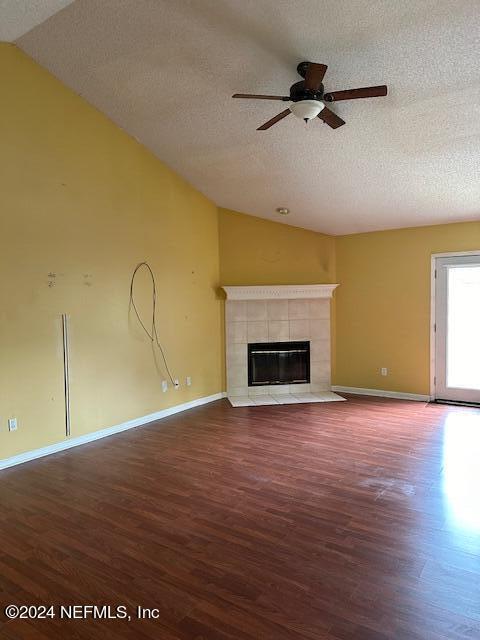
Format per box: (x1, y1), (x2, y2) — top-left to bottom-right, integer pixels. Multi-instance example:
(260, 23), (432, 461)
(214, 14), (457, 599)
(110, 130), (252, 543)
(222, 285), (345, 407)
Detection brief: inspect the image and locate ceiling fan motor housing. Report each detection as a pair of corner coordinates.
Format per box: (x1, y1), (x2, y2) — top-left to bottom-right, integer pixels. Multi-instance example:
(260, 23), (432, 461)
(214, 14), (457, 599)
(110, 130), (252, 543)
(289, 80), (324, 102)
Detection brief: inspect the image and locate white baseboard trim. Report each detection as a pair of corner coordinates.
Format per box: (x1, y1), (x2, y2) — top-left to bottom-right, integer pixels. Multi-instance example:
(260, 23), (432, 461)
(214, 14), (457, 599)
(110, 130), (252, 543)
(0, 391), (227, 472)
(331, 386), (431, 402)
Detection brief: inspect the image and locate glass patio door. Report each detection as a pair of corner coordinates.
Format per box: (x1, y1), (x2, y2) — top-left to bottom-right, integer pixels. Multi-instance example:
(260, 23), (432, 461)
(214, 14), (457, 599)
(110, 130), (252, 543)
(435, 255), (480, 403)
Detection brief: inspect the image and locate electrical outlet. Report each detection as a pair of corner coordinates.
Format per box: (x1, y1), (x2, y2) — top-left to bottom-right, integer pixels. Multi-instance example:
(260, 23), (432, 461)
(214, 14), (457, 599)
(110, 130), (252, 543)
(174, 379), (180, 389)
(381, 367), (388, 376)
(186, 376), (192, 387)
(161, 380), (168, 393)
(8, 418), (17, 432)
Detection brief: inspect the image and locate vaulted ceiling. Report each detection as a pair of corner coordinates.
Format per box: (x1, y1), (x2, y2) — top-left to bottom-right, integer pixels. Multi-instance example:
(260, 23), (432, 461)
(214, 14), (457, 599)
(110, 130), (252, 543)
(0, 0), (74, 41)
(8, 0), (480, 234)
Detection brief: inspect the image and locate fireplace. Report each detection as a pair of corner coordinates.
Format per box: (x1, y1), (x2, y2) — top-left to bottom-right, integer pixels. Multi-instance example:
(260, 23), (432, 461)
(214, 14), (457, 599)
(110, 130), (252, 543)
(222, 284), (339, 404)
(248, 341), (310, 386)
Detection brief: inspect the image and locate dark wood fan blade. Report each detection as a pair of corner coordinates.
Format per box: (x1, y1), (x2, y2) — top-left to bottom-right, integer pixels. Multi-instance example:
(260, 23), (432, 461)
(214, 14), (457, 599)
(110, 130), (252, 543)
(324, 85), (387, 102)
(318, 107), (345, 129)
(257, 109), (291, 130)
(304, 63), (328, 90)
(232, 94), (290, 101)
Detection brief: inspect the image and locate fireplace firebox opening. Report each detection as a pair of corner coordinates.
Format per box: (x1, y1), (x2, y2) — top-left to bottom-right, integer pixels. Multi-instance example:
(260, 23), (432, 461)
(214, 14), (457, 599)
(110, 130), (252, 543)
(248, 341), (310, 386)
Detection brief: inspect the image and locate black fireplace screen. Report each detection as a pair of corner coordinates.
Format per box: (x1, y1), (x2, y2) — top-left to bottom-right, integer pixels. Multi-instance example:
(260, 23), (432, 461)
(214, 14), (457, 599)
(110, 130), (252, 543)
(248, 341), (310, 386)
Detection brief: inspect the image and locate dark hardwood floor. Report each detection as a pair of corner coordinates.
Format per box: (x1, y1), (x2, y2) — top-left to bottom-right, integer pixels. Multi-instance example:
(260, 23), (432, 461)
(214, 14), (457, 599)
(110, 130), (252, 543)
(1, 395), (480, 639)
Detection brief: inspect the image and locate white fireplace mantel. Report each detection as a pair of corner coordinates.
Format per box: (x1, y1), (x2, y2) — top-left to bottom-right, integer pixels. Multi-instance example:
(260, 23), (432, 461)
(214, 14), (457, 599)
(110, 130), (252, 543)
(222, 284), (339, 301)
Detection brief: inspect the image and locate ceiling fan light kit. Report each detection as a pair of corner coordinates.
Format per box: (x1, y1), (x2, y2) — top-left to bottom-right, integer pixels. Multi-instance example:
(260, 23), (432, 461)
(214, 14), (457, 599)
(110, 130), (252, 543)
(232, 61), (387, 131)
(290, 99), (325, 121)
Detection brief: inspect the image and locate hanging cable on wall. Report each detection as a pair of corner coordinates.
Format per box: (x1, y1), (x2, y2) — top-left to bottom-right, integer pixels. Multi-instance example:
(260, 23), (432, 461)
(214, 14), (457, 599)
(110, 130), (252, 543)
(129, 262), (176, 386)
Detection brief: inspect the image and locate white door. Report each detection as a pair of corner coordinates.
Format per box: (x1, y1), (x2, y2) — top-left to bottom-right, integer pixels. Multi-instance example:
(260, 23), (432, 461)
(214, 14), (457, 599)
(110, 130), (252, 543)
(435, 255), (480, 403)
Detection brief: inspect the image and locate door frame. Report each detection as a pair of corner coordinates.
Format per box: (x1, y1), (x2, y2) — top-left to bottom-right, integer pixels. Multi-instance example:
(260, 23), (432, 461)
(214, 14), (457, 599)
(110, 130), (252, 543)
(430, 250), (480, 400)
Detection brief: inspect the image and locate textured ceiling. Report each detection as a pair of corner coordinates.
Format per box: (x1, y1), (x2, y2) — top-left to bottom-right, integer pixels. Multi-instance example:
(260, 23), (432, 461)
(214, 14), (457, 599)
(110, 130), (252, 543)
(16, 0), (480, 235)
(0, 0), (74, 41)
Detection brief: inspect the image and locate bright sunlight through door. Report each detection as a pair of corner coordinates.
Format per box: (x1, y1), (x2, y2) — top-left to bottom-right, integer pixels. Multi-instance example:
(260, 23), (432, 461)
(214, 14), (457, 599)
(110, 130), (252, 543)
(447, 265), (480, 391)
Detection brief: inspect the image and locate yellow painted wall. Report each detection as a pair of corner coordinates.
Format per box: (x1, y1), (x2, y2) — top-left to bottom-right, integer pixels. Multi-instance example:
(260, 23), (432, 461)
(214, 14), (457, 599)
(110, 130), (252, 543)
(335, 221), (480, 394)
(0, 44), (223, 460)
(218, 208), (336, 285)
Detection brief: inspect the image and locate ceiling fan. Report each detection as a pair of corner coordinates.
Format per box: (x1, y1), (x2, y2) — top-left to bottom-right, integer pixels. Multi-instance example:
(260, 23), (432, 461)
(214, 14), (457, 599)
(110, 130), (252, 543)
(233, 61), (387, 130)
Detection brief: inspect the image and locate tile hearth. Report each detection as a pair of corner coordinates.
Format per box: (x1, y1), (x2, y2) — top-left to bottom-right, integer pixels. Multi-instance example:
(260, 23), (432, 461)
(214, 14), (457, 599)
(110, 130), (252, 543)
(229, 391), (345, 407)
